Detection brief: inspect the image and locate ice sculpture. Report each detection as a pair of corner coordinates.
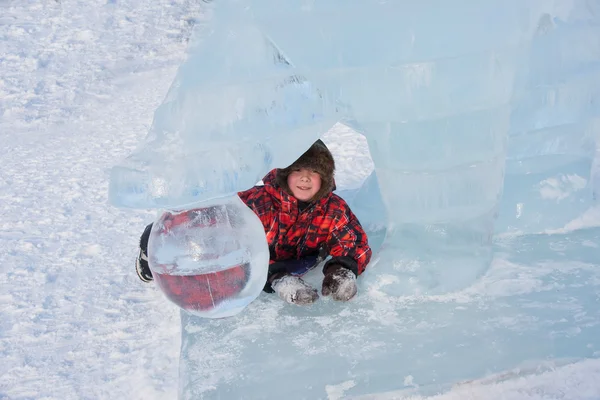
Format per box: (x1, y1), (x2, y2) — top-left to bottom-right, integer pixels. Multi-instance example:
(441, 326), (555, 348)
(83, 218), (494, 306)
(109, 0), (552, 296)
(147, 195), (269, 318)
(107, 0), (600, 398)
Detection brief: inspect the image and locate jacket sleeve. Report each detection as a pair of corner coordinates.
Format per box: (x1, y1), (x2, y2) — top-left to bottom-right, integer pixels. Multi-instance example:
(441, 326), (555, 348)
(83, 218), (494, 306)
(323, 199), (372, 276)
(237, 185), (277, 249)
(237, 186), (259, 208)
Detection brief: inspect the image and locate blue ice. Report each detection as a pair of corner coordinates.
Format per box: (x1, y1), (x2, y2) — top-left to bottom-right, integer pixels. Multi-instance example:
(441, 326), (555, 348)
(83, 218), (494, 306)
(108, 0), (600, 398)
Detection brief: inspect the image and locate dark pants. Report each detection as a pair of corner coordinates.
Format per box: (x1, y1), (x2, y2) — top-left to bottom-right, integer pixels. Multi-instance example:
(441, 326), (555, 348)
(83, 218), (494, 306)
(263, 255), (323, 293)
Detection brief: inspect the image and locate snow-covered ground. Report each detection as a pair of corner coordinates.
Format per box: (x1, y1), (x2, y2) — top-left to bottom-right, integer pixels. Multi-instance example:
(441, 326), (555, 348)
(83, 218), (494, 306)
(1, 1), (599, 399)
(0, 1), (198, 398)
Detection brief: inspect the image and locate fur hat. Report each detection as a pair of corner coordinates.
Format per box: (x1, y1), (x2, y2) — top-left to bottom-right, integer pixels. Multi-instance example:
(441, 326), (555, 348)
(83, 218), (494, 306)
(276, 139), (335, 202)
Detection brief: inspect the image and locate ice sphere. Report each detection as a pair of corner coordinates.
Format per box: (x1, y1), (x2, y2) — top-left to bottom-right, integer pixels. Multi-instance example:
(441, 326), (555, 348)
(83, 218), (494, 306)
(147, 195), (269, 318)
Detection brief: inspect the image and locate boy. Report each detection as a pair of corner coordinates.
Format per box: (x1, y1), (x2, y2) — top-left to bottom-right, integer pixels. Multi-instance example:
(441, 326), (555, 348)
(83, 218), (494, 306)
(136, 139), (372, 305)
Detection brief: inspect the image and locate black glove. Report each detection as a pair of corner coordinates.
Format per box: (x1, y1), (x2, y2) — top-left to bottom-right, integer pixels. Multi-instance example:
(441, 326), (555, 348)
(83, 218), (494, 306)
(321, 264), (357, 302)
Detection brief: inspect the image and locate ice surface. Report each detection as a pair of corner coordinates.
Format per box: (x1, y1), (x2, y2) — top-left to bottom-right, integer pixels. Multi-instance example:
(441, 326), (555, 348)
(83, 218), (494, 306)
(147, 195), (269, 318)
(179, 226), (600, 399)
(104, 0), (600, 397)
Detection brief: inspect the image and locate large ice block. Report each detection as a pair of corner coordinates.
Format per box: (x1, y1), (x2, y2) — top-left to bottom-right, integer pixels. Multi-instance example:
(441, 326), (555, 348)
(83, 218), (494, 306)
(498, 3), (600, 233)
(108, 4), (340, 209)
(237, 0), (544, 295)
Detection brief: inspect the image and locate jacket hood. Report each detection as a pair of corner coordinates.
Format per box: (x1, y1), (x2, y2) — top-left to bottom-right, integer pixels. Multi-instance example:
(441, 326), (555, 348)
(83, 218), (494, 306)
(261, 168), (336, 205)
(274, 139), (336, 202)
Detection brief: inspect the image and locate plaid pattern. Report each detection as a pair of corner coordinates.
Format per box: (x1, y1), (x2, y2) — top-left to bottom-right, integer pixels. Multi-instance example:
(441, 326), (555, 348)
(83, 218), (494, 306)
(238, 169), (372, 275)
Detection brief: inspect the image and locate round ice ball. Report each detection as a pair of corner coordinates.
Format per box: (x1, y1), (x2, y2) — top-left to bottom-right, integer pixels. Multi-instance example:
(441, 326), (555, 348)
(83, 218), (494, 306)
(147, 195), (269, 318)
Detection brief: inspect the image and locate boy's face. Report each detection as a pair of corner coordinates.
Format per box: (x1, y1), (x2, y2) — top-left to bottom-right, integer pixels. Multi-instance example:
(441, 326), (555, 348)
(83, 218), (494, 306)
(287, 168), (322, 202)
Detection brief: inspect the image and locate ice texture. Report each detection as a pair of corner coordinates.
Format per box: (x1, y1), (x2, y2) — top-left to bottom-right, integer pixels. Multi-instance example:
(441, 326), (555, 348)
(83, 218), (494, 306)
(498, 2), (600, 234)
(147, 195), (269, 318)
(179, 227), (600, 399)
(106, 0), (600, 397)
(107, 4), (340, 209)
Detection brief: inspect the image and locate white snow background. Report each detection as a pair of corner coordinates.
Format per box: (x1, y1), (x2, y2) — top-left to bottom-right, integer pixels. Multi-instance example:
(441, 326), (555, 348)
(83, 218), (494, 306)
(1, 1), (599, 399)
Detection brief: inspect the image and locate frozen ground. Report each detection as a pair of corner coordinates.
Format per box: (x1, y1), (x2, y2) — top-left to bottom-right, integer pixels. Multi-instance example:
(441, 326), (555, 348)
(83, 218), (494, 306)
(1, 1), (599, 399)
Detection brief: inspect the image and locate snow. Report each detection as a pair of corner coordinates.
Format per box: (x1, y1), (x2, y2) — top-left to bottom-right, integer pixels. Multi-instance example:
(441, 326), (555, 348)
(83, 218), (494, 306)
(1, 1), (599, 399)
(0, 1), (199, 398)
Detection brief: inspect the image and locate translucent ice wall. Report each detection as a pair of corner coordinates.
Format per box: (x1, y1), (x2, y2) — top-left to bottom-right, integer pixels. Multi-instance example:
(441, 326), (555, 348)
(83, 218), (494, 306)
(108, 2), (341, 209)
(231, 0), (548, 295)
(498, 1), (600, 233)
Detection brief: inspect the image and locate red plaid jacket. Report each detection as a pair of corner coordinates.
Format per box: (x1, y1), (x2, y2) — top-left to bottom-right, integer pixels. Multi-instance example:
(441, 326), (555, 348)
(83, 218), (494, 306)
(238, 169), (372, 275)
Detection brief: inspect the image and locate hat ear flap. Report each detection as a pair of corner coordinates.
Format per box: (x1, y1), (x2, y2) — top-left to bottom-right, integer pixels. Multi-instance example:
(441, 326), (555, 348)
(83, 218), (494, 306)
(275, 168), (292, 195)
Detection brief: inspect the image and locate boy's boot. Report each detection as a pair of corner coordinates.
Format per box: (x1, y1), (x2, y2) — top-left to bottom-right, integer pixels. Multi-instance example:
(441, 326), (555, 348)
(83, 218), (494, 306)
(135, 223), (153, 282)
(271, 274), (319, 305)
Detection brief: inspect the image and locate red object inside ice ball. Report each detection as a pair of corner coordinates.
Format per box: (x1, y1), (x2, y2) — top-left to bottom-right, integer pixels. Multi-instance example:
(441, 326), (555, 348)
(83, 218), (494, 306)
(153, 264), (250, 312)
(150, 206), (252, 312)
